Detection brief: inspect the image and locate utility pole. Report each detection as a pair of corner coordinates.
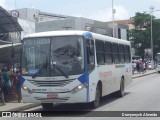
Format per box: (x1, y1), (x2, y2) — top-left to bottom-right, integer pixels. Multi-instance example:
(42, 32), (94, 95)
(15, 0), (17, 9)
(150, 6), (154, 69)
(112, 0), (116, 37)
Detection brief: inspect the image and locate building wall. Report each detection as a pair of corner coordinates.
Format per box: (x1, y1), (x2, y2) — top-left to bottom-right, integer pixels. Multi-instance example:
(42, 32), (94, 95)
(94, 21), (111, 36)
(18, 18), (35, 39)
(35, 19), (75, 32)
(9, 8), (73, 22)
(35, 17), (112, 37)
(75, 18), (94, 31)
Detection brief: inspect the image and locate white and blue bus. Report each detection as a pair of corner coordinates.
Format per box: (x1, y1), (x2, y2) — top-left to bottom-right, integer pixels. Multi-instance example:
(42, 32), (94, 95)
(21, 30), (132, 110)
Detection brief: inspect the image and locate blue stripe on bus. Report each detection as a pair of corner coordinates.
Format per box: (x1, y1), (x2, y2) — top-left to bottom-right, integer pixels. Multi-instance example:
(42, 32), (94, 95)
(18, 74), (25, 85)
(78, 72), (88, 84)
(83, 34), (90, 102)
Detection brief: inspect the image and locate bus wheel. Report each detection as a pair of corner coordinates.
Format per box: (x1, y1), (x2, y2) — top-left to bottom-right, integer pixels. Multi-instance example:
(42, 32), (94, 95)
(116, 77), (125, 97)
(41, 103), (54, 111)
(90, 84), (101, 108)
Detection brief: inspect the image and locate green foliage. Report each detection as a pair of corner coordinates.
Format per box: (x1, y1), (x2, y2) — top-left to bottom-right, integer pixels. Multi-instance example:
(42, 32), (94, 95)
(129, 12), (160, 59)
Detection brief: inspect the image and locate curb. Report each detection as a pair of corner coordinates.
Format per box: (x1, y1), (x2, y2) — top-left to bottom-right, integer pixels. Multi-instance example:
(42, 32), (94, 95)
(132, 71), (157, 79)
(8, 103), (41, 111)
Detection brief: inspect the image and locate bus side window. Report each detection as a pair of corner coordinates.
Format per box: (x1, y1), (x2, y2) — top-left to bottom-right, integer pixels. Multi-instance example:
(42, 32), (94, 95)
(118, 44), (125, 63)
(105, 41), (113, 64)
(112, 43), (119, 64)
(96, 40), (105, 65)
(124, 45), (131, 63)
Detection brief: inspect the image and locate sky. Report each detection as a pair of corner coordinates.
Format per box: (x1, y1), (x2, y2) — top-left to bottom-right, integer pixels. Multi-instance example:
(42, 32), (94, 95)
(1, 0), (160, 22)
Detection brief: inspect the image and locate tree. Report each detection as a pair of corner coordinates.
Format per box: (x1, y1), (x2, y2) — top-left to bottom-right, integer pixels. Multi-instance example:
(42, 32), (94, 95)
(129, 12), (160, 60)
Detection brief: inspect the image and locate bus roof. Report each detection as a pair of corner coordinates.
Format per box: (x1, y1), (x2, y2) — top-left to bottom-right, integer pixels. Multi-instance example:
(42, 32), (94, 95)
(23, 30), (130, 45)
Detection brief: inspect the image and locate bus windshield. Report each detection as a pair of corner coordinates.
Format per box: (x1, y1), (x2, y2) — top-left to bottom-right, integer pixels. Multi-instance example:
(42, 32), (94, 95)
(21, 36), (84, 77)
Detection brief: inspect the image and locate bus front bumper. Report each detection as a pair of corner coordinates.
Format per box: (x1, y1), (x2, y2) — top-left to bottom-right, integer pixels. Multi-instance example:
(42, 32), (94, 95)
(22, 88), (88, 104)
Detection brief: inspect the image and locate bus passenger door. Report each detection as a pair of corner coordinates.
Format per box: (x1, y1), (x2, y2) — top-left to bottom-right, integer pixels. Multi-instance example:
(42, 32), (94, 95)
(85, 39), (98, 102)
(86, 39), (95, 72)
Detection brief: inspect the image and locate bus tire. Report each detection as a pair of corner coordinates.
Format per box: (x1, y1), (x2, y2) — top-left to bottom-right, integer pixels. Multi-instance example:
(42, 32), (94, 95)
(116, 77), (125, 97)
(90, 83), (101, 108)
(41, 103), (54, 111)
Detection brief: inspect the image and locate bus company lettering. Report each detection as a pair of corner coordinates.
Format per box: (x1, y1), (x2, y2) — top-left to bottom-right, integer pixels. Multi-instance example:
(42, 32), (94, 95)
(99, 71), (112, 79)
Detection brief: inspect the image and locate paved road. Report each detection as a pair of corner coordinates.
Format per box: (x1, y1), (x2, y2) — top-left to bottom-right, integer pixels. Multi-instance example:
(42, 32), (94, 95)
(1, 73), (160, 120)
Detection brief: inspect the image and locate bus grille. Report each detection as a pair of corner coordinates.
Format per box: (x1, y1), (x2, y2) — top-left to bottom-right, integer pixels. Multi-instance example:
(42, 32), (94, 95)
(28, 79), (75, 87)
(35, 97), (69, 103)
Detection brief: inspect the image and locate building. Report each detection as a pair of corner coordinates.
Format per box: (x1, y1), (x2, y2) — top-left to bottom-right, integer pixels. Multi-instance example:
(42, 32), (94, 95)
(8, 8), (129, 40)
(35, 17), (113, 37)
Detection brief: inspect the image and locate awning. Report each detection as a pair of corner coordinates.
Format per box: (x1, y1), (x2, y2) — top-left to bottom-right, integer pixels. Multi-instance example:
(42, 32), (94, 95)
(0, 6), (23, 33)
(0, 43), (22, 63)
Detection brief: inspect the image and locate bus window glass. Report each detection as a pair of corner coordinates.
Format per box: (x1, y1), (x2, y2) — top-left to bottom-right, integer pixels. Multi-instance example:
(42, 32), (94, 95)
(50, 36), (84, 76)
(21, 38), (50, 76)
(96, 40), (105, 65)
(112, 43), (119, 64)
(119, 44), (125, 63)
(105, 42), (113, 64)
(124, 45), (131, 63)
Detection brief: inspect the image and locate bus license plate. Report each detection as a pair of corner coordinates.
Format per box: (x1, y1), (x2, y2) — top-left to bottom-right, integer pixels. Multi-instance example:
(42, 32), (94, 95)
(47, 94), (58, 99)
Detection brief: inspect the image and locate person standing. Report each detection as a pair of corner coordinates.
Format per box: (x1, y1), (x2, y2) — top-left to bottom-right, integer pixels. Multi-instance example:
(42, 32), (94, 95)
(1, 67), (10, 102)
(16, 69), (22, 103)
(7, 66), (14, 86)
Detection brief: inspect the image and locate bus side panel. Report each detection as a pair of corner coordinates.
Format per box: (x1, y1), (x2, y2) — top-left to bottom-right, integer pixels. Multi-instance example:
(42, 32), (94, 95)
(88, 65), (117, 102)
(124, 63), (132, 87)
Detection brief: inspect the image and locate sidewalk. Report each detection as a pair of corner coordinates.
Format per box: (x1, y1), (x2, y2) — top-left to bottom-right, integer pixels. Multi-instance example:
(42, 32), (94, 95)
(132, 69), (157, 79)
(0, 69), (157, 111)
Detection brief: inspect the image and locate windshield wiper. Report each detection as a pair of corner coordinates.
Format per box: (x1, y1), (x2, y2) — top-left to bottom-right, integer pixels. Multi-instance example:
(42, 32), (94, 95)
(32, 70), (39, 78)
(53, 64), (69, 78)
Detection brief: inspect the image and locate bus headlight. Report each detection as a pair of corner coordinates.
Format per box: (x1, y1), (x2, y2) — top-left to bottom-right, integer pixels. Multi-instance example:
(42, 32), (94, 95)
(71, 83), (87, 94)
(22, 85), (33, 94)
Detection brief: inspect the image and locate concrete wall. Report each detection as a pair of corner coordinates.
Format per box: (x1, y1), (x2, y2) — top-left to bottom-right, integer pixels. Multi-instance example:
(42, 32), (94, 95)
(94, 21), (111, 36)
(35, 17), (112, 36)
(75, 17), (94, 31)
(35, 19), (75, 32)
(18, 18), (35, 39)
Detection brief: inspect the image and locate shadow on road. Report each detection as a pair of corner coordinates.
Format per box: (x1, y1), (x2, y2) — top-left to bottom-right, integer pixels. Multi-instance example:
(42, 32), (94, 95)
(32, 92), (131, 116)
(99, 92), (130, 108)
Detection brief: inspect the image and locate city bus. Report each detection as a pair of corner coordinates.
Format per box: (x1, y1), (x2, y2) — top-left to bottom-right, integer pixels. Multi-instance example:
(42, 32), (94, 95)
(20, 30), (132, 110)
(155, 52), (160, 73)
